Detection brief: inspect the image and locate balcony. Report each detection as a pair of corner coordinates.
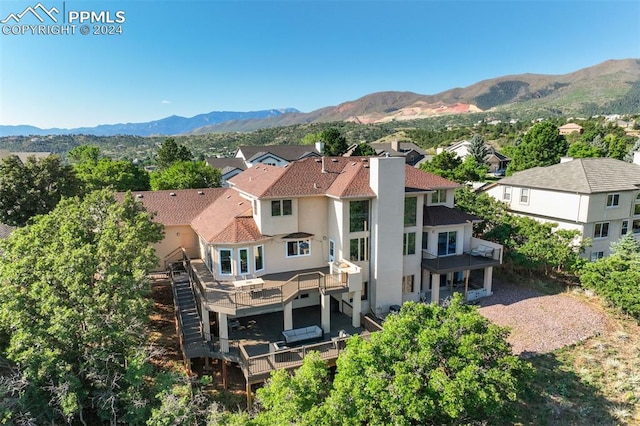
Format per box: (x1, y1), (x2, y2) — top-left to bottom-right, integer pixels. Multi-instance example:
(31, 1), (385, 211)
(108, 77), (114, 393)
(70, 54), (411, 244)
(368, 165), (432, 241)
(421, 238), (502, 274)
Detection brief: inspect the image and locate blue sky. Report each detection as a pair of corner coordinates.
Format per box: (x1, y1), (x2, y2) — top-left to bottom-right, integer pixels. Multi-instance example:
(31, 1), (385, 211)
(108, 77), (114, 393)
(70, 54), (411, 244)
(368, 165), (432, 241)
(0, 0), (638, 129)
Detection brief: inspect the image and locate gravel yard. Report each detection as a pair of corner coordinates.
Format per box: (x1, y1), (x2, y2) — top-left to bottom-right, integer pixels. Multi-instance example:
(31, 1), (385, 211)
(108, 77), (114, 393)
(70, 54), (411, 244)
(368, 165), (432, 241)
(477, 280), (609, 355)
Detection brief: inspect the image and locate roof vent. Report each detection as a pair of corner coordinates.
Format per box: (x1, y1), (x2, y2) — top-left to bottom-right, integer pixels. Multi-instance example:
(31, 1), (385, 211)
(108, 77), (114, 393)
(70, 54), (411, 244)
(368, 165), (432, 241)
(198, 190), (204, 195)
(169, 192), (176, 196)
(135, 194), (143, 198)
(238, 202), (243, 206)
(313, 183), (319, 189)
(226, 194), (231, 199)
(331, 158), (339, 162)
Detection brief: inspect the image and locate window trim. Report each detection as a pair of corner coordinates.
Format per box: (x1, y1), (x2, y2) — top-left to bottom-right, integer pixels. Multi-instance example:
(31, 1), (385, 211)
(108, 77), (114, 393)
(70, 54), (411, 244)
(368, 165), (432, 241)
(519, 188), (530, 205)
(349, 200), (370, 233)
(402, 275), (415, 294)
(286, 239), (311, 258)
(349, 237), (368, 262)
(593, 222), (610, 239)
(328, 239), (335, 263)
(431, 189), (447, 204)
(606, 193), (620, 208)
(590, 251), (604, 262)
(403, 232), (416, 256)
(503, 186), (512, 201)
(219, 248), (233, 276)
(271, 199), (292, 216)
(238, 247), (249, 275)
(622, 220), (629, 236)
(254, 245), (264, 272)
(404, 197), (417, 227)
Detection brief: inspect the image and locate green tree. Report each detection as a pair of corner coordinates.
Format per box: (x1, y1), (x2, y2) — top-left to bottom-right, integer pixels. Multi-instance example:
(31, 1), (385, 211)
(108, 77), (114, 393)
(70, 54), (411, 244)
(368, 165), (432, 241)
(300, 131), (323, 146)
(252, 352), (330, 425)
(468, 134), (488, 164)
(156, 138), (192, 169)
(320, 128), (349, 157)
(319, 297), (533, 425)
(150, 160), (221, 190)
(454, 156), (487, 183)
(604, 134), (628, 160)
(506, 122), (568, 175)
(68, 144), (100, 164)
(70, 145), (150, 192)
(567, 141), (603, 158)
(0, 155), (80, 227)
(419, 150), (461, 181)
(0, 190), (163, 424)
(351, 142), (377, 156)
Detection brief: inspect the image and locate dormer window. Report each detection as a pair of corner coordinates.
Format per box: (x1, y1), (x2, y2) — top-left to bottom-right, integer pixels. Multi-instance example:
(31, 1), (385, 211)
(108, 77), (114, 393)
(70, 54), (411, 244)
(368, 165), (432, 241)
(271, 199), (292, 216)
(431, 189), (447, 204)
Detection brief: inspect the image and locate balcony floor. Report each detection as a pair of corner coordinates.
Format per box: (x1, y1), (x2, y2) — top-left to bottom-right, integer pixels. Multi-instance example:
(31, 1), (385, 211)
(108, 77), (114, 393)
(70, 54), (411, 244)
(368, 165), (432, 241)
(422, 253), (501, 274)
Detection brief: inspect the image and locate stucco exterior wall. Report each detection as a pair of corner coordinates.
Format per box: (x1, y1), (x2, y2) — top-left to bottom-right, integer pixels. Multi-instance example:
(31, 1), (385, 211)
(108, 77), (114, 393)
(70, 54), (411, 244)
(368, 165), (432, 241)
(152, 224), (199, 271)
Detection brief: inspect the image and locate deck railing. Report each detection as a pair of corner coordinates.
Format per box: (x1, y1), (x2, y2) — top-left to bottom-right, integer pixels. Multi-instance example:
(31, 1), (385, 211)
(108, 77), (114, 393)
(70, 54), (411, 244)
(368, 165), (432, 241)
(180, 249), (349, 312)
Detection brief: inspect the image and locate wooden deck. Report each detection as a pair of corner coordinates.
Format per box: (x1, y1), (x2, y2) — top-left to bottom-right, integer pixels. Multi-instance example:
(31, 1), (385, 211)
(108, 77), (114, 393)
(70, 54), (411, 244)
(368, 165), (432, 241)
(421, 253), (501, 274)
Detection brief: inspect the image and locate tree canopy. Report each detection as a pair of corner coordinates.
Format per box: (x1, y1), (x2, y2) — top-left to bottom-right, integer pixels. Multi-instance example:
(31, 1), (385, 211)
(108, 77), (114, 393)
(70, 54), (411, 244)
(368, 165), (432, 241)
(319, 128), (349, 157)
(0, 155), (80, 226)
(156, 138), (192, 169)
(420, 151), (486, 183)
(0, 190), (164, 424)
(250, 297), (532, 425)
(150, 160), (221, 190)
(350, 142), (377, 156)
(468, 134), (488, 164)
(506, 122), (568, 175)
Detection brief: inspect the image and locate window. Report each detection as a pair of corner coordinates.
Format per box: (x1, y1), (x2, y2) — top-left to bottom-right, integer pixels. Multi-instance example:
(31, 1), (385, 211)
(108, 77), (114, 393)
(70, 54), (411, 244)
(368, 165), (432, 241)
(238, 248), (249, 275)
(254, 245), (264, 271)
(593, 222), (609, 239)
(286, 239), (310, 257)
(349, 237), (368, 262)
(635, 204), (640, 216)
(349, 200), (370, 232)
(403, 232), (416, 255)
(404, 197), (417, 226)
(219, 249), (232, 275)
(437, 231), (457, 256)
(520, 188), (530, 204)
(622, 220), (629, 235)
(606, 193), (620, 207)
(633, 219), (640, 234)
(271, 199), (292, 216)
(503, 186), (512, 201)
(590, 251), (604, 262)
(402, 275), (414, 294)
(431, 189), (447, 204)
(361, 281), (368, 300)
(328, 239), (335, 262)
(422, 231), (429, 250)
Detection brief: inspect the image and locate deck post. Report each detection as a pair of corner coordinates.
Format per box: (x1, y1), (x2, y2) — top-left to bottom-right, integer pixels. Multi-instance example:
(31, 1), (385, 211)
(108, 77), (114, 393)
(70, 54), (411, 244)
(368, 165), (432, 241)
(246, 382), (253, 408)
(430, 273), (440, 304)
(284, 301), (293, 330)
(321, 294), (330, 334)
(222, 360), (228, 390)
(483, 266), (493, 296)
(219, 313), (229, 352)
(202, 304), (210, 340)
(352, 290), (361, 328)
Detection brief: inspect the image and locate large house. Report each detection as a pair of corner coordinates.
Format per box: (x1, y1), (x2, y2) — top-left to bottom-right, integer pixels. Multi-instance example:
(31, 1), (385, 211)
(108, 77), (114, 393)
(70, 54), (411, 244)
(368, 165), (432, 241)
(364, 140), (427, 166)
(207, 144), (323, 186)
(130, 156), (502, 388)
(482, 156), (640, 261)
(439, 140), (509, 173)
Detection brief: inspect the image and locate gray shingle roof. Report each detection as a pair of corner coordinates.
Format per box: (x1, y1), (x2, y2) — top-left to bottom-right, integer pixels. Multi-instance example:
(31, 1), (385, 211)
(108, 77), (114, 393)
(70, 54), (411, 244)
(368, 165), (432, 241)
(499, 158), (640, 194)
(237, 145), (321, 162)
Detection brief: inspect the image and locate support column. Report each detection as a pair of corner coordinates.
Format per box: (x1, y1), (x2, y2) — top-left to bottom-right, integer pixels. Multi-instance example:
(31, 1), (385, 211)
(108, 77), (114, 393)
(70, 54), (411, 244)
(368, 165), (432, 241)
(219, 313), (229, 352)
(284, 302), (293, 331)
(222, 361), (228, 390)
(321, 294), (331, 334)
(431, 273), (440, 304)
(352, 291), (361, 328)
(246, 382), (253, 408)
(201, 303), (210, 340)
(483, 266), (493, 296)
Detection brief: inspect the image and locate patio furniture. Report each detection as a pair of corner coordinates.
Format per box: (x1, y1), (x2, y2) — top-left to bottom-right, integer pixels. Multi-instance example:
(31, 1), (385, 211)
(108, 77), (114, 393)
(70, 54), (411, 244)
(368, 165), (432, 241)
(281, 325), (323, 345)
(470, 245), (494, 258)
(228, 318), (241, 332)
(270, 341), (290, 362)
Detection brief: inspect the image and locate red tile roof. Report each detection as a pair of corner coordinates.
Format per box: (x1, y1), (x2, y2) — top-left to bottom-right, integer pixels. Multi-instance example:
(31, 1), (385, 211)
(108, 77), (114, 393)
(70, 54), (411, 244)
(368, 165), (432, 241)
(230, 157), (458, 199)
(116, 188), (227, 226)
(191, 189), (265, 243)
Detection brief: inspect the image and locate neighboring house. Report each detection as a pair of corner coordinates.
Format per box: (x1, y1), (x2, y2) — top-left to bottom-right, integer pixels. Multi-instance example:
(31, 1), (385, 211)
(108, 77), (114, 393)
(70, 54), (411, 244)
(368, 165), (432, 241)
(558, 123), (583, 135)
(439, 140), (510, 173)
(234, 143), (323, 168)
(128, 156), (502, 390)
(482, 156), (640, 261)
(204, 157), (247, 187)
(364, 140), (427, 166)
(0, 223), (15, 240)
(0, 150), (51, 163)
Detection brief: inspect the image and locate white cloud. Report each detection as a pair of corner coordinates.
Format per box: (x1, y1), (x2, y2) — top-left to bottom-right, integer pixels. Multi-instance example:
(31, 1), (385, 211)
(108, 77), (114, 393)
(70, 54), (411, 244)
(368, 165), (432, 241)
(161, 100), (171, 104)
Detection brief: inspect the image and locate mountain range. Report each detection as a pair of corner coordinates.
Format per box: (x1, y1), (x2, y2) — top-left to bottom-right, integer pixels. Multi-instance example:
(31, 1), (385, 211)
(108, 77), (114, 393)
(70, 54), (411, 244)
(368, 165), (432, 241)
(2, 58), (638, 137)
